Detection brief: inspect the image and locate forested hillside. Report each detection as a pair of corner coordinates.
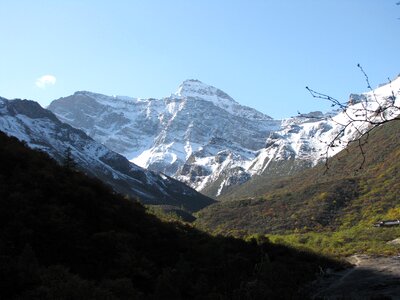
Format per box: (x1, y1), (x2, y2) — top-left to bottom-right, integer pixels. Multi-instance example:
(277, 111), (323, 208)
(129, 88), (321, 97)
(0, 131), (345, 299)
(196, 121), (400, 256)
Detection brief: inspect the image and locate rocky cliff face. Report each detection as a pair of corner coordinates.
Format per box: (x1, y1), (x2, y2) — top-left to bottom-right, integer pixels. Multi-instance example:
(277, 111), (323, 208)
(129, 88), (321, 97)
(49, 80), (281, 196)
(0, 97), (214, 211)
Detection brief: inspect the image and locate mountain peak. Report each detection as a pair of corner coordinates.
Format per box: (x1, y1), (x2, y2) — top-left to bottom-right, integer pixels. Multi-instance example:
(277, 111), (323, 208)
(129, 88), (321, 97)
(170, 79), (274, 122)
(73, 90), (104, 98)
(183, 79), (203, 84)
(175, 79), (236, 103)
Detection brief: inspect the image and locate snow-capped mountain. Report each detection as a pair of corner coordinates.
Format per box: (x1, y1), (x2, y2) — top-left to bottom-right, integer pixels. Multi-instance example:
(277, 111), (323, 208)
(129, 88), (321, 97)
(49, 80), (281, 197)
(0, 97), (214, 211)
(48, 76), (400, 198)
(247, 75), (400, 176)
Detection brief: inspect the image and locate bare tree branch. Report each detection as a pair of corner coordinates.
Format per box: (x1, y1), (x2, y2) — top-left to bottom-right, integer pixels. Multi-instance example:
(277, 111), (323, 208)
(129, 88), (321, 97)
(305, 65), (400, 170)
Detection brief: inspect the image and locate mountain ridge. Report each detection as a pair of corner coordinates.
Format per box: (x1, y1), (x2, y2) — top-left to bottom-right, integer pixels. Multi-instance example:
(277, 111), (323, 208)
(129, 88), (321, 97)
(0, 97), (214, 212)
(49, 80), (281, 197)
(195, 118), (400, 243)
(48, 76), (400, 197)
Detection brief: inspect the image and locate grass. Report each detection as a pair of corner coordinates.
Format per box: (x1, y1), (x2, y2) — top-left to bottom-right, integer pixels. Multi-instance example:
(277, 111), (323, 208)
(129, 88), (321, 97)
(267, 225), (400, 257)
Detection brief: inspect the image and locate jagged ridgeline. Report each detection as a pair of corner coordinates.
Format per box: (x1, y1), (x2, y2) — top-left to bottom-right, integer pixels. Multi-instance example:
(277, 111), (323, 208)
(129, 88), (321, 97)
(195, 120), (400, 255)
(0, 132), (345, 299)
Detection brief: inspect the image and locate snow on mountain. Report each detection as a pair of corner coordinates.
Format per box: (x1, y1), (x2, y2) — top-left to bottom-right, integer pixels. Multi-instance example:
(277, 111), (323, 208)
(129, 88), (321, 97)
(247, 75), (400, 175)
(0, 97), (214, 211)
(48, 76), (400, 198)
(174, 79), (271, 121)
(49, 80), (281, 197)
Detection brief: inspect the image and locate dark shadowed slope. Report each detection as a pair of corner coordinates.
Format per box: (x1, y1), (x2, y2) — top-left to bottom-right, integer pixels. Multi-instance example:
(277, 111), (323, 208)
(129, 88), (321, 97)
(0, 131), (345, 299)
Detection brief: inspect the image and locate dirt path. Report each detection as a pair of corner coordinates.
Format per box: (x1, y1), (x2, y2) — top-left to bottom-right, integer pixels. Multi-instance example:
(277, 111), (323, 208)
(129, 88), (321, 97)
(311, 255), (400, 299)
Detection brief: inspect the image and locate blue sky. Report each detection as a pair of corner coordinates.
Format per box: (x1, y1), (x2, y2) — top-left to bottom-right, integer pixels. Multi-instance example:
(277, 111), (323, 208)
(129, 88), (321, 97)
(0, 0), (399, 119)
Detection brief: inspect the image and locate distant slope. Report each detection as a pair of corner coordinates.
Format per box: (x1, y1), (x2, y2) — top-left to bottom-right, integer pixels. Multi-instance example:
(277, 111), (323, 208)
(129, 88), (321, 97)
(0, 97), (214, 212)
(196, 119), (400, 237)
(0, 131), (344, 299)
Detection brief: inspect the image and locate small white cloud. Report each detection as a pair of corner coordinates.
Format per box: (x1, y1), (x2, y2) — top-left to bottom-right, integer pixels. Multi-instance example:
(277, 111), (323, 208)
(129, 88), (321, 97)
(36, 75), (57, 89)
